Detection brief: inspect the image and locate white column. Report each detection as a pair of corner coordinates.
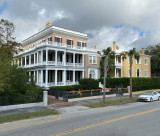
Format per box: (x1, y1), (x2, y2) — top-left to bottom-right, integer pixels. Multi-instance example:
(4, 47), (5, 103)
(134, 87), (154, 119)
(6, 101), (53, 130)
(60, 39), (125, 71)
(82, 54), (84, 67)
(55, 70), (57, 86)
(41, 70), (43, 86)
(63, 51), (66, 66)
(33, 71), (35, 82)
(17, 59), (19, 67)
(29, 55), (31, 65)
(46, 49), (48, 65)
(73, 53), (75, 66)
(36, 70), (39, 84)
(55, 50), (57, 65)
(37, 51), (39, 64)
(25, 56), (27, 66)
(63, 70), (66, 86)
(29, 71), (31, 82)
(115, 68), (116, 78)
(82, 71), (84, 78)
(45, 70), (48, 87)
(73, 70), (75, 84)
(34, 53), (35, 65)
(41, 50), (43, 64)
(115, 55), (116, 65)
(21, 58), (23, 66)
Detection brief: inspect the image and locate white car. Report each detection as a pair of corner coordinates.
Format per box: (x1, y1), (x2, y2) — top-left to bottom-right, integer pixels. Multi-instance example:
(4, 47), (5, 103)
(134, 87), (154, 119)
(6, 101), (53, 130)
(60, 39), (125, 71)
(138, 92), (160, 102)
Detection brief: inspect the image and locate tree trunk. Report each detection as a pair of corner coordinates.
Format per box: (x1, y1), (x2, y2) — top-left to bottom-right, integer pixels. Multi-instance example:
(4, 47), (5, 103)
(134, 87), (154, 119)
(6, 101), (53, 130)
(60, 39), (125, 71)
(130, 57), (133, 98)
(103, 57), (108, 101)
(103, 68), (106, 101)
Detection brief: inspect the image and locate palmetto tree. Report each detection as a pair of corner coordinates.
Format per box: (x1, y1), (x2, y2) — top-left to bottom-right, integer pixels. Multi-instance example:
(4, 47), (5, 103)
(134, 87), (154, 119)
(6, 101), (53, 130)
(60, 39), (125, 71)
(98, 47), (115, 101)
(121, 48), (140, 98)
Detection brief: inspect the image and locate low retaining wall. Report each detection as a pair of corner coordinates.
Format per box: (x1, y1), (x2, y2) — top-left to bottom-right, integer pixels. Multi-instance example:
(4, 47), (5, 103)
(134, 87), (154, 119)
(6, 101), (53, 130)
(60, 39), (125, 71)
(0, 102), (44, 112)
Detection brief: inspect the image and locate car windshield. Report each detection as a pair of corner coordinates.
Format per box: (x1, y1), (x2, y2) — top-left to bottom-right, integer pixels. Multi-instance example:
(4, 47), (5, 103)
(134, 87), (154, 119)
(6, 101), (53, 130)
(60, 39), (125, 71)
(143, 92), (152, 95)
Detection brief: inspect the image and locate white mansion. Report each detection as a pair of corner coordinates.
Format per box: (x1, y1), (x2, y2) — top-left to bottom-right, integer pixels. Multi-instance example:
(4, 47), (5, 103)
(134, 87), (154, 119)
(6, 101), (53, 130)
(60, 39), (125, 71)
(14, 21), (100, 89)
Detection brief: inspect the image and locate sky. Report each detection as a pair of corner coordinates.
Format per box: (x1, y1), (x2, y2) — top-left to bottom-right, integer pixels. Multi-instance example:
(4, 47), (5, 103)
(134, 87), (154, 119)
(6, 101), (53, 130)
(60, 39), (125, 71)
(0, 0), (160, 51)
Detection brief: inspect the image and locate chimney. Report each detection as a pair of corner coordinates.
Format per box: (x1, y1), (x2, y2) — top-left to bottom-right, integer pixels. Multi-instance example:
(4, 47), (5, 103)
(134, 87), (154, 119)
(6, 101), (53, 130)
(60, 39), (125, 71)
(141, 48), (145, 54)
(46, 21), (52, 28)
(113, 41), (116, 50)
(116, 45), (119, 50)
(94, 45), (98, 50)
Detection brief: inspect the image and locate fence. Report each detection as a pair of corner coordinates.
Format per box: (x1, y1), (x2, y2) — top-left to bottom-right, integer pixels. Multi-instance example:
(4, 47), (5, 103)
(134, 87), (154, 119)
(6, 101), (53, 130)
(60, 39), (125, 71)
(0, 93), (43, 106)
(48, 88), (128, 100)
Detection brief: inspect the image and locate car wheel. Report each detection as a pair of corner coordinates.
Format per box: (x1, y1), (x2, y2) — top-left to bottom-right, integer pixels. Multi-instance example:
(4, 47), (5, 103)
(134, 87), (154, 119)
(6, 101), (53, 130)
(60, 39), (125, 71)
(158, 96), (160, 101)
(150, 98), (153, 102)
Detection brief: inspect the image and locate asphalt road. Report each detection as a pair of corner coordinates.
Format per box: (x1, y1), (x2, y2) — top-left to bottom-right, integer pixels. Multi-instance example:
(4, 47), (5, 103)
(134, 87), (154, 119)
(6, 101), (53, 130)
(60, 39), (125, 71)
(1, 101), (160, 136)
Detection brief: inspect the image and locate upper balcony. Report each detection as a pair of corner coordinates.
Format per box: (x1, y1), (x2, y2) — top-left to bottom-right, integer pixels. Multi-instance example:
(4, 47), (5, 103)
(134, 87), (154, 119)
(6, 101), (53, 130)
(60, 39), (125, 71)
(17, 41), (98, 56)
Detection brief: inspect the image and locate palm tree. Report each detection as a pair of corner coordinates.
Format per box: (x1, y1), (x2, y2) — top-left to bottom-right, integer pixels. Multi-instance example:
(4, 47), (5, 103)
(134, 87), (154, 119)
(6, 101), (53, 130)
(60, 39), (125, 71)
(98, 47), (115, 101)
(121, 48), (140, 98)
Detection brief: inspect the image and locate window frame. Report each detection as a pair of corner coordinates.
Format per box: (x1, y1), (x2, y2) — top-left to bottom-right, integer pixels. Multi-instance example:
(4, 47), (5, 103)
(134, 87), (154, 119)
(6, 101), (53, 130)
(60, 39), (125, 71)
(89, 55), (97, 64)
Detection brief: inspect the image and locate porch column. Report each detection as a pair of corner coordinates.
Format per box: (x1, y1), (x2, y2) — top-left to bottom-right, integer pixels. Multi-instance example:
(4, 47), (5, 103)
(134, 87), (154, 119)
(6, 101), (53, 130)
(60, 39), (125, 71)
(55, 50), (57, 65)
(25, 56), (27, 66)
(115, 68), (116, 78)
(55, 70), (57, 86)
(82, 71), (84, 78)
(29, 55), (31, 65)
(33, 71), (35, 82)
(63, 51), (66, 66)
(41, 50), (43, 64)
(73, 53), (75, 66)
(46, 49), (48, 65)
(36, 71), (38, 84)
(37, 51), (39, 64)
(34, 53), (36, 65)
(29, 71), (31, 82)
(21, 57), (23, 66)
(73, 70), (75, 84)
(45, 70), (48, 87)
(63, 70), (66, 86)
(41, 70), (43, 86)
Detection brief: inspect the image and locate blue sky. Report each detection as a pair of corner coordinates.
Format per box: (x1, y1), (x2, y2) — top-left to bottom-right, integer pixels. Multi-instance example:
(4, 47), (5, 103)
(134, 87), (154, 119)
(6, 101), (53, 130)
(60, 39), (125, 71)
(0, 1), (7, 14)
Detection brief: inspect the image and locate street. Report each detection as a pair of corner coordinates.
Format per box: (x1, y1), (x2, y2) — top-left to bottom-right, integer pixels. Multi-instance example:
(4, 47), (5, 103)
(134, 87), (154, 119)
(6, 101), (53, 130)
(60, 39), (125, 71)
(0, 101), (160, 136)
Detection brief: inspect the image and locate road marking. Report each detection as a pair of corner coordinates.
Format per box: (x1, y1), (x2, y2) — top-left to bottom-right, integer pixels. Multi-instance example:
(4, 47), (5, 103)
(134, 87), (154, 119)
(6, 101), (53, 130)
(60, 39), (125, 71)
(0, 115), (57, 129)
(0, 114), (61, 132)
(50, 108), (160, 136)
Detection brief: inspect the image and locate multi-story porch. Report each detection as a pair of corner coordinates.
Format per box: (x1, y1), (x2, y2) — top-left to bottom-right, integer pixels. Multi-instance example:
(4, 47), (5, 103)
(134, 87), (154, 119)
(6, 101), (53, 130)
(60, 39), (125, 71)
(30, 69), (84, 88)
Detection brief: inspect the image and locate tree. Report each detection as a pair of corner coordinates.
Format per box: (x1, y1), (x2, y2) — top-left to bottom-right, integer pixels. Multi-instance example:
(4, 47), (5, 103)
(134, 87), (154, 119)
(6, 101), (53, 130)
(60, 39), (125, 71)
(145, 44), (160, 77)
(121, 48), (140, 98)
(98, 47), (115, 101)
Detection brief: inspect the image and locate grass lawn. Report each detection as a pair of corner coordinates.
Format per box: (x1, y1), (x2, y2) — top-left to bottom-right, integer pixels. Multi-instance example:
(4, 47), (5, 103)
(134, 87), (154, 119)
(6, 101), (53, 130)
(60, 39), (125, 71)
(0, 109), (58, 124)
(84, 98), (137, 108)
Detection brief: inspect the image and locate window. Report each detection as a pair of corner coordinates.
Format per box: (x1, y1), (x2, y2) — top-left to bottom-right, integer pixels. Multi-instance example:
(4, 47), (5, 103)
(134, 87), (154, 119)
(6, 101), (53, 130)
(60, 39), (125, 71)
(89, 56), (97, 64)
(67, 39), (73, 45)
(55, 37), (62, 43)
(117, 56), (121, 63)
(89, 70), (96, 79)
(136, 57), (141, 64)
(77, 41), (86, 47)
(144, 58), (148, 65)
(136, 69), (141, 77)
(67, 71), (72, 81)
(145, 70), (148, 77)
(48, 37), (52, 41)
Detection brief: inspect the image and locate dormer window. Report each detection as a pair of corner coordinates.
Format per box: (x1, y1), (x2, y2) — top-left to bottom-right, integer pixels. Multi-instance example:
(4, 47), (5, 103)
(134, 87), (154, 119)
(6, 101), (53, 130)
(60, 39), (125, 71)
(48, 37), (52, 42)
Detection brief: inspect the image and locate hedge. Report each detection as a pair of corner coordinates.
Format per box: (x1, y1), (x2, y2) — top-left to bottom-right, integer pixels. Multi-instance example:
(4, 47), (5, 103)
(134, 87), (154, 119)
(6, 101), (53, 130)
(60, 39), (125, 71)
(99, 77), (160, 91)
(79, 78), (99, 90)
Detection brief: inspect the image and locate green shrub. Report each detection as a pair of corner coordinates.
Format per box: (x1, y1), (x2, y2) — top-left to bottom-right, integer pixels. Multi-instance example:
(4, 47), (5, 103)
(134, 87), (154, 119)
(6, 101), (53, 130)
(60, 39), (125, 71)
(79, 78), (99, 90)
(99, 77), (160, 91)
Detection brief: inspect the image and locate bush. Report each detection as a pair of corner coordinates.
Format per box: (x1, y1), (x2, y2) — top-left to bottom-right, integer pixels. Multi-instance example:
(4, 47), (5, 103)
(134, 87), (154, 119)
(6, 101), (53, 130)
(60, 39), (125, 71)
(99, 77), (160, 91)
(50, 85), (83, 91)
(79, 78), (99, 90)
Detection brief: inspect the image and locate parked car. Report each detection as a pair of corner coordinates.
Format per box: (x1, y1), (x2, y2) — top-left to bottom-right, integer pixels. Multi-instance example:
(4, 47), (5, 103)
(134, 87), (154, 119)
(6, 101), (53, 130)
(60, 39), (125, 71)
(137, 92), (160, 102)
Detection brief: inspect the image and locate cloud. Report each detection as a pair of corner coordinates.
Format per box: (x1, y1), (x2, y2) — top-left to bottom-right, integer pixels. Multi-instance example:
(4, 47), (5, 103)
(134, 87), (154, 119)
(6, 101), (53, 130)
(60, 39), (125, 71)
(0, 0), (160, 51)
